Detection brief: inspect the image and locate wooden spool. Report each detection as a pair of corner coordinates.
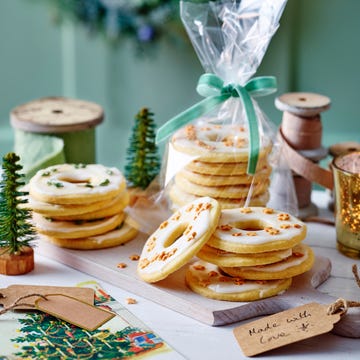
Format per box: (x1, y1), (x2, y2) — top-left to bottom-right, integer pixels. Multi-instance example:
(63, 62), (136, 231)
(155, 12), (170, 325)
(275, 92), (331, 218)
(10, 97), (104, 179)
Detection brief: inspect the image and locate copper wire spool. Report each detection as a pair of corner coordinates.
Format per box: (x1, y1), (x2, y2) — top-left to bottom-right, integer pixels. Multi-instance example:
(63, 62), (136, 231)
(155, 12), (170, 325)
(275, 92), (331, 217)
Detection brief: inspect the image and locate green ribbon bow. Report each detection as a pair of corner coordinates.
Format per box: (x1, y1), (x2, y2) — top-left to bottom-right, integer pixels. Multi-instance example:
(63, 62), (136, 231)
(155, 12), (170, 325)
(156, 73), (277, 175)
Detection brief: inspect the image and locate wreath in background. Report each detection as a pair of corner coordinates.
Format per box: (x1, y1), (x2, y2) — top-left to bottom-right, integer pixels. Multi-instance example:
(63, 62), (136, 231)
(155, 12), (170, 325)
(40, 0), (184, 52)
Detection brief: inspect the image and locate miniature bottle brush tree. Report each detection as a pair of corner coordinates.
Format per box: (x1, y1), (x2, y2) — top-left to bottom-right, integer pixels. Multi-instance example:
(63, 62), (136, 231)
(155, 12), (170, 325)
(0, 152), (36, 275)
(125, 108), (160, 191)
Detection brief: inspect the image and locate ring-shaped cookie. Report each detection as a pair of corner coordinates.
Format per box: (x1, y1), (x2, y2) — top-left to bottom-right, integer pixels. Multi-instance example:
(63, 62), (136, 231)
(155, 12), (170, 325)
(40, 216), (138, 250)
(185, 260), (292, 302)
(221, 244), (315, 280)
(178, 165), (272, 186)
(137, 197), (220, 283)
(168, 184), (269, 210)
(33, 212), (124, 239)
(197, 244), (292, 267)
(185, 158), (269, 176)
(175, 175), (269, 199)
(208, 207), (306, 253)
(172, 124), (272, 163)
(29, 164), (126, 204)
(51, 191), (129, 221)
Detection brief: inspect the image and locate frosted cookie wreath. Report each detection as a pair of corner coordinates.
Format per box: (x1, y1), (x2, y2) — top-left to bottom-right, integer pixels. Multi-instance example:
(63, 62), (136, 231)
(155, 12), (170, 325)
(168, 123), (273, 210)
(137, 197), (221, 283)
(137, 199), (312, 302)
(208, 207), (307, 253)
(29, 163), (126, 204)
(28, 163), (138, 250)
(171, 124), (272, 162)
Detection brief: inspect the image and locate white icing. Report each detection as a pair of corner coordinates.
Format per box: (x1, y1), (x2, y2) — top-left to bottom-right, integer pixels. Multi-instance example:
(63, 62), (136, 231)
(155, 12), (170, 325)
(208, 282), (280, 295)
(214, 207), (306, 245)
(173, 124), (249, 154)
(34, 212), (124, 234)
(204, 245), (292, 259)
(172, 124), (272, 157)
(30, 164), (125, 197)
(238, 248), (309, 272)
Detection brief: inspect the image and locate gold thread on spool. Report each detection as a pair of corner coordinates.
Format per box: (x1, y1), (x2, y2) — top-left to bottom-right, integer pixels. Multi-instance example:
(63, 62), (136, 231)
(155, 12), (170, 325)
(275, 92), (331, 218)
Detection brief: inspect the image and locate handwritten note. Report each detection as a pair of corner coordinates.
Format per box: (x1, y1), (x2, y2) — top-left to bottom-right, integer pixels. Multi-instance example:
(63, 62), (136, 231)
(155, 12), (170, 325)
(233, 302), (341, 356)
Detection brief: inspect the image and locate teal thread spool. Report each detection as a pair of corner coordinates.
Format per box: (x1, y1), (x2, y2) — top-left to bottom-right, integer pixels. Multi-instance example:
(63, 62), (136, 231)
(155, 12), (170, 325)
(10, 97), (104, 180)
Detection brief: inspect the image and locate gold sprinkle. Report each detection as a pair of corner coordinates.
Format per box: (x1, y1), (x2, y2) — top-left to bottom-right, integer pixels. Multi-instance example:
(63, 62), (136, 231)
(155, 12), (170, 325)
(200, 280), (211, 287)
(117, 263), (127, 269)
(139, 258), (150, 269)
(185, 125), (197, 140)
(280, 224), (291, 229)
(219, 224), (233, 231)
(171, 212), (181, 221)
(232, 232), (243, 237)
(263, 208), (274, 214)
(208, 271), (219, 277)
(234, 278), (245, 285)
(146, 236), (157, 252)
(293, 251), (304, 258)
(240, 208), (252, 214)
(126, 298), (137, 304)
(159, 221), (168, 229)
(278, 213), (290, 221)
(196, 140), (215, 150)
(184, 225), (193, 235)
(187, 231), (197, 241)
(129, 254), (140, 261)
(293, 224), (302, 229)
(264, 227), (280, 235)
(246, 232), (257, 236)
(193, 264), (206, 271)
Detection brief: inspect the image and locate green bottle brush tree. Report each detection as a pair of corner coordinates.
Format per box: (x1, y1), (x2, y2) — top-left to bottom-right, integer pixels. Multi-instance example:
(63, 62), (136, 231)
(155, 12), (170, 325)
(0, 152), (36, 275)
(125, 107), (161, 185)
(124, 107), (161, 206)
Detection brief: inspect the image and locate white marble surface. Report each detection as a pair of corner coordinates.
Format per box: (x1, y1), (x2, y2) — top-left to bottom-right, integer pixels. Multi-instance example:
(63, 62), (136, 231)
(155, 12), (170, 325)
(1, 191), (359, 359)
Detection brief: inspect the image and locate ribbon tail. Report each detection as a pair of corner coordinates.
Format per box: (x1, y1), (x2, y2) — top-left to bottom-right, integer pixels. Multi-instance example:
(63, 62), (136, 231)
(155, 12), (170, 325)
(156, 95), (228, 144)
(237, 88), (260, 175)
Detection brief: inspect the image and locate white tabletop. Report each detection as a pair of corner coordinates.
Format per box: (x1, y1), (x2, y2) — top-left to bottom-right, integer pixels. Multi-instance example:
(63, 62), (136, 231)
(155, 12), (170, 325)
(1, 191), (359, 359)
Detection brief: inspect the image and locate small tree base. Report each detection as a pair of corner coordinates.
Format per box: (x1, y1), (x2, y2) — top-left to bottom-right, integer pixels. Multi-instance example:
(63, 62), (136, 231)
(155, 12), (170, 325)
(0, 246), (34, 275)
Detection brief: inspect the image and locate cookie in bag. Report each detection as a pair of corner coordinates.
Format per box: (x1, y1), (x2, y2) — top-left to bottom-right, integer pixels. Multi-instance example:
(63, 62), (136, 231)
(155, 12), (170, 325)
(167, 123), (273, 210)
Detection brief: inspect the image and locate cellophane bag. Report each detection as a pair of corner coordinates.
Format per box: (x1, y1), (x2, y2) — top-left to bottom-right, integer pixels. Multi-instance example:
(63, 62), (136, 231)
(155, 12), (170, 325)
(130, 0), (298, 234)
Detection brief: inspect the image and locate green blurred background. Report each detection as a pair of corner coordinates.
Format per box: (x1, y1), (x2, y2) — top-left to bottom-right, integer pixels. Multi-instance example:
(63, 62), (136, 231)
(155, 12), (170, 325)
(0, 0), (359, 173)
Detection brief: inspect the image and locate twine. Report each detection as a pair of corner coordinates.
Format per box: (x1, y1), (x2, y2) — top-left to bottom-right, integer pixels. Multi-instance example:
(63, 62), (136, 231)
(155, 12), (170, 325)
(327, 264), (360, 316)
(0, 293), (48, 315)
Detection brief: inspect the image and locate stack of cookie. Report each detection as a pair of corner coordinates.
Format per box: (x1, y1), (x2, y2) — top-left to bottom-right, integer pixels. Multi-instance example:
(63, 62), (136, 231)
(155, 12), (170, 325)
(167, 124), (273, 209)
(137, 195), (314, 302)
(186, 207), (314, 301)
(28, 163), (138, 249)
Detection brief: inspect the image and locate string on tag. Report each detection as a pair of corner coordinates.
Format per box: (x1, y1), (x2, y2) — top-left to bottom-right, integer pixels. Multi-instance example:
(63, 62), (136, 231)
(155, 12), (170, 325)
(0, 293), (48, 315)
(327, 264), (360, 317)
(353, 264), (360, 287)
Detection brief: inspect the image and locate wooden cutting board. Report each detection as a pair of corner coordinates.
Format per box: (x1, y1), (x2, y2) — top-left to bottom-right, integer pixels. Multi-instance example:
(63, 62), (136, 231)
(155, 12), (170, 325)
(36, 231), (360, 339)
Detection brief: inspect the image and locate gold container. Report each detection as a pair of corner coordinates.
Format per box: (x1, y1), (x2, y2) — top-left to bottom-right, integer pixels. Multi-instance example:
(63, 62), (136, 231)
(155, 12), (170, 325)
(332, 151), (360, 258)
